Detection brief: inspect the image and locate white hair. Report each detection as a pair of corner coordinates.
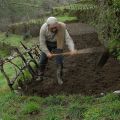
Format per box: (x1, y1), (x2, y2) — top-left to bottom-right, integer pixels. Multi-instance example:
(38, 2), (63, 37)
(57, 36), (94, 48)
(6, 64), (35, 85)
(46, 17), (58, 25)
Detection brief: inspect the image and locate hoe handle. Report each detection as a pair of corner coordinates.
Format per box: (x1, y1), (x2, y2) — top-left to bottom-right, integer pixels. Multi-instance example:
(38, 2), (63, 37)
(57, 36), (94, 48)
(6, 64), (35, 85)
(52, 47), (106, 57)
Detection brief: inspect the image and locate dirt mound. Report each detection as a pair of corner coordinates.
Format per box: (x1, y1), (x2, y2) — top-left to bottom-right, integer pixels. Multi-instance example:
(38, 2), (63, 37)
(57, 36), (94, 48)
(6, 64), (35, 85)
(22, 23), (120, 96)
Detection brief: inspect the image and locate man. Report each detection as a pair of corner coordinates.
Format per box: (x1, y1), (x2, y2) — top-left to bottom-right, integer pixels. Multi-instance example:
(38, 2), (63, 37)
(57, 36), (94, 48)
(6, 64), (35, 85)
(38, 17), (76, 85)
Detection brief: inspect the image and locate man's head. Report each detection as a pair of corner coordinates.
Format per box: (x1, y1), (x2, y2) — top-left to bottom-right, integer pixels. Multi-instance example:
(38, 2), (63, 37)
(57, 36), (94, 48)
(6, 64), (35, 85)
(46, 17), (59, 33)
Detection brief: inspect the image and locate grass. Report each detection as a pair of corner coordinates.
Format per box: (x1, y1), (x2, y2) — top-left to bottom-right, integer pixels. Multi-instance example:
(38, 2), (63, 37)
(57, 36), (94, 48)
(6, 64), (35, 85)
(0, 93), (120, 120)
(0, 32), (39, 48)
(21, 101), (40, 114)
(68, 102), (88, 120)
(43, 95), (67, 106)
(0, 32), (22, 47)
(0, 49), (10, 57)
(57, 16), (78, 22)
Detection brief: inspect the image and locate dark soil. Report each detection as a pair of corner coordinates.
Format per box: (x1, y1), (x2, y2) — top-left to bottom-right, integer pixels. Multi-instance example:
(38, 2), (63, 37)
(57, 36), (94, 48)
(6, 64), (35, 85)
(22, 23), (120, 96)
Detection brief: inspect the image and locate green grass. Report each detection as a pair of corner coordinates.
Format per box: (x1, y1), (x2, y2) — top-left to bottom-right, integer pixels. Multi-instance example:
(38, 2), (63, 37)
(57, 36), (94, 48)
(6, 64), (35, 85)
(0, 32), (23, 57)
(0, 49), (10, 57)
(21, 101), (40, 114)
(43, 95), (67, 106)
(57, 16), (78, 22)
(0, 93), (120, 120)
(0, 32), (39, 48)
(68, 102), (88, 120)
(0, 32), (23, 47)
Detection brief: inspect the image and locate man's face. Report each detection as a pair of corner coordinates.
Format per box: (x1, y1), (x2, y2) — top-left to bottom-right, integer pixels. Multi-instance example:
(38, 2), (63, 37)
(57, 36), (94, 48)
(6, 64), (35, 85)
(48, 23), (58, 33)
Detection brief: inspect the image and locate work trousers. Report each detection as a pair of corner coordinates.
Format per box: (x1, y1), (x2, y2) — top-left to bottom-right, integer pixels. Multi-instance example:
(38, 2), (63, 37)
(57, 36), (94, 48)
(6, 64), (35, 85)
(39, 41), (63, 76)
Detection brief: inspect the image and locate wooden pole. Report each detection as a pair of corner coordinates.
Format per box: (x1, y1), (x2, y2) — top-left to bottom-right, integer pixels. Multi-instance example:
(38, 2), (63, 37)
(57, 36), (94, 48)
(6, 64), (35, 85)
(14, 48), (35, 78)
(20, 42), (39, 68)
(52, 46), (109, 67)
(52, 46), (107, 57)
(0, 59), (13, 91)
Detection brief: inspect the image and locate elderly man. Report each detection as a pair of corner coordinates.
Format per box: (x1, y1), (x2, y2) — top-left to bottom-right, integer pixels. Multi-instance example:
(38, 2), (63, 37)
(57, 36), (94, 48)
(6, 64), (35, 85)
(38, 17), (76, 85)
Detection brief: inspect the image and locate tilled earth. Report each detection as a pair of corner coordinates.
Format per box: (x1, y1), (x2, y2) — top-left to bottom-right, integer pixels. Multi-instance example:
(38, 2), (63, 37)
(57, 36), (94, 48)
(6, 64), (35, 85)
(22, 23), (120, 96)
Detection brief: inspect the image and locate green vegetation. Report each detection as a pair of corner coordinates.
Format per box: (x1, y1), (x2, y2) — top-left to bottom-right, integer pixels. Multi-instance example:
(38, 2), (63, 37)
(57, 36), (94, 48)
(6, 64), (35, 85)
(0, 32), (23, 57)
(0, 93), (120, 120)
(57, 16), (78, 22)
(0, 0), (42, 19)
(52, 0), (97, 23)
(0, 32), (23, 47)
(53, 2), (96, 16)
(87, 0), (120, 60)
(21, 101), (40, 114)
(0, 48), (10, 57)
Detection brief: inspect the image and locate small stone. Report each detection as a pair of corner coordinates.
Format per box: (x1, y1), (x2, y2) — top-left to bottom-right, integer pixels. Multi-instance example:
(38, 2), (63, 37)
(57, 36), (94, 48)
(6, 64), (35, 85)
(113, 90), (120, 94)
(18, 87), (22, 90)
(100, 93), (104, 96)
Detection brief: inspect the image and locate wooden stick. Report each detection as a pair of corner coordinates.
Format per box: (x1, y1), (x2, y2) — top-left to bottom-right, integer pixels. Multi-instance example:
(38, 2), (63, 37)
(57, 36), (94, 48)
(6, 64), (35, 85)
(52, 46), (107, 57)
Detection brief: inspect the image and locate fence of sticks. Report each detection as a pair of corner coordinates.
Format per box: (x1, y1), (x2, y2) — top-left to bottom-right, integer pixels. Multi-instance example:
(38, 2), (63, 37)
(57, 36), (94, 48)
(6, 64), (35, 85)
(0, 40), (109, 92)
(0, 42), (41, 91)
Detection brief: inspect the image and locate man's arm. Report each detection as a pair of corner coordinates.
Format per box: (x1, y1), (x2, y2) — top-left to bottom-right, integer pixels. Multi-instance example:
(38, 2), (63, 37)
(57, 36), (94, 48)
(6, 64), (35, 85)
(39, 24), (49, 54)
(65, 29), (75, 51)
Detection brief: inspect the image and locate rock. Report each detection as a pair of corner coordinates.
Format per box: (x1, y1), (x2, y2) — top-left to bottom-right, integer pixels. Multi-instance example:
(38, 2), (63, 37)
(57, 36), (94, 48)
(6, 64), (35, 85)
(100, 93), (105, 96)
(113, 90), (120, 94)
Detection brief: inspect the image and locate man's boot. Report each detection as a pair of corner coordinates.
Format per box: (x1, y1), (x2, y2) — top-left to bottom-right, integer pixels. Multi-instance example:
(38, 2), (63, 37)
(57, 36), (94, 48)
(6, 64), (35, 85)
(57, 64), (63, 85)
(36, 65), (45, 81)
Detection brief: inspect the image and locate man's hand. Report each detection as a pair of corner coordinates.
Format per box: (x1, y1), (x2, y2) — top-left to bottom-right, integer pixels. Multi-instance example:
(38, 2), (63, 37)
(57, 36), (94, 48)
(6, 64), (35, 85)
(47, 52), (53, 59)
(70, 50), (77, 56)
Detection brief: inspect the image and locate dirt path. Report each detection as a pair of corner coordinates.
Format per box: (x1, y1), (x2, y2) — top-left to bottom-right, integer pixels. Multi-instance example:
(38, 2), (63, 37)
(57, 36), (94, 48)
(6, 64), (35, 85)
(23, 23), (120, 96)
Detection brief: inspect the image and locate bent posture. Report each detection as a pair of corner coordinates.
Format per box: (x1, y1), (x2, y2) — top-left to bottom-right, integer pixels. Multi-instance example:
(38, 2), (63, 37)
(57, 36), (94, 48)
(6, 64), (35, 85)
(38, 17), (76, 85)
